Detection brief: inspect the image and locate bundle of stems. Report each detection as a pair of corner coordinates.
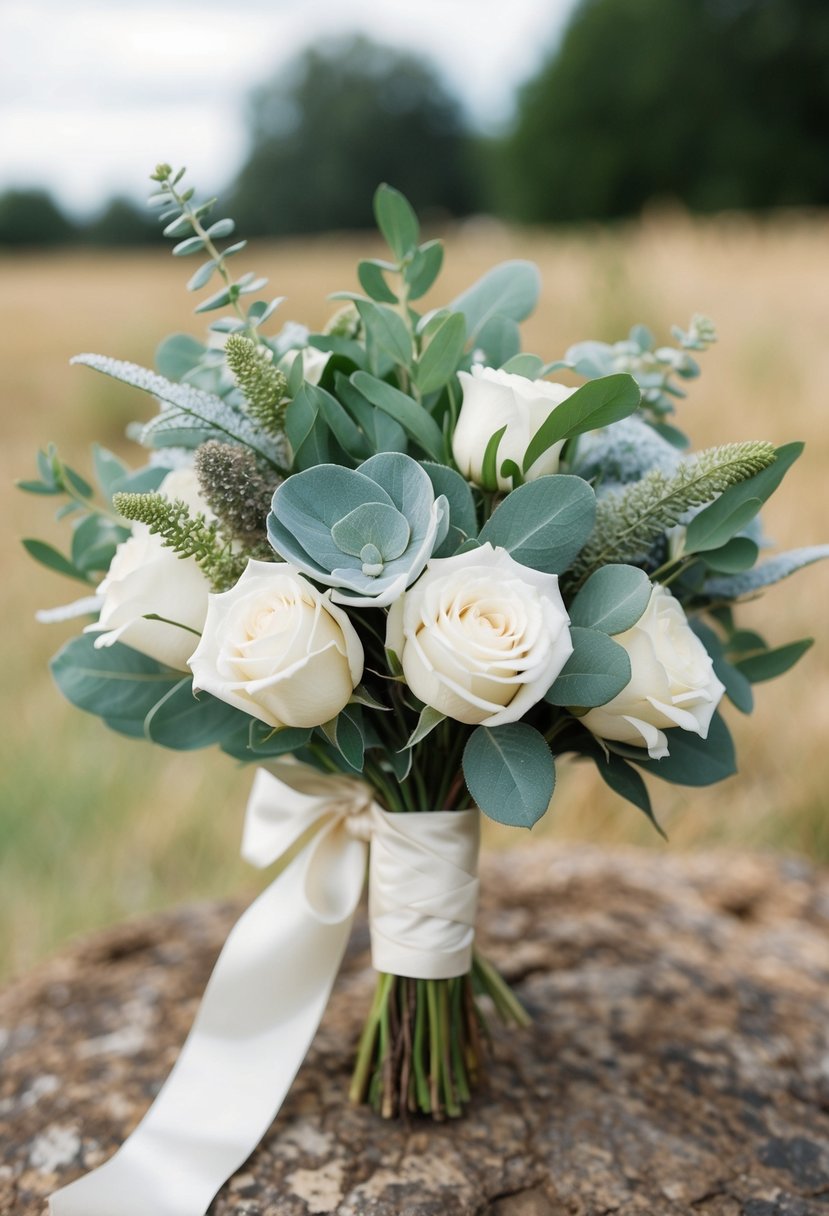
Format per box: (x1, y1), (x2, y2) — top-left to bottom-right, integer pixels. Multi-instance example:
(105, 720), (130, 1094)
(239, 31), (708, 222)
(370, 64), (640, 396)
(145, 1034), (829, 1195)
(349, 953), (530, 1120)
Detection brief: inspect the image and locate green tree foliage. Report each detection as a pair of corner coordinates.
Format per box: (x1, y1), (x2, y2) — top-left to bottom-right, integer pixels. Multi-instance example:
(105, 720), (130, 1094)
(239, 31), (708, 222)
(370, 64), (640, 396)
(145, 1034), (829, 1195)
(0, 188), (77, 247)
(501, 0), (829, 221)
(83, 198), (161, 246)
(230, 36), (477, 235)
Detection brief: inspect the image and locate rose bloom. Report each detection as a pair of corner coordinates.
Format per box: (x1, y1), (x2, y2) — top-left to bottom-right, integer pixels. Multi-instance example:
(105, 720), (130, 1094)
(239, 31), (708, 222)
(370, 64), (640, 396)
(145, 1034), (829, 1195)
(452, 366), (576, 492)
(580, 585), (725, 759)
(386, 543), (572, 726)
(189, 560), (363, 730)
(86, 467), (211, 671)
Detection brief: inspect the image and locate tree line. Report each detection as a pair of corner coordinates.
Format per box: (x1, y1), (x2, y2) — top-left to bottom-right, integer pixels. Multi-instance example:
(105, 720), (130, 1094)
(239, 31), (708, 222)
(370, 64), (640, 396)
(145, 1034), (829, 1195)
(3, 0), (827, 248)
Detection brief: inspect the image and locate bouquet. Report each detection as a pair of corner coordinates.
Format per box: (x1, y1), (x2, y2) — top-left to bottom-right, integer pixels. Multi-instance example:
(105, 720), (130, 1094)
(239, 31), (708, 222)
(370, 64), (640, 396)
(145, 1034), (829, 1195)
(22, 164), (826, 1215)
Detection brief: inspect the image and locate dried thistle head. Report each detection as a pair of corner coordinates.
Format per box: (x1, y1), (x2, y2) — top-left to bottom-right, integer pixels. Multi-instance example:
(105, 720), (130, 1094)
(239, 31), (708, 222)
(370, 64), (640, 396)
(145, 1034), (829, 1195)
(194, 440), (279, 549)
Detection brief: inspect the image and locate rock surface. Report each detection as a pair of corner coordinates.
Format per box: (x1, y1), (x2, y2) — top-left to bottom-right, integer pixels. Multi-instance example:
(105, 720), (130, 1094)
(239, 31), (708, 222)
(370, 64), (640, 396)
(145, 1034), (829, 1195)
(2, 845), (829, 1215)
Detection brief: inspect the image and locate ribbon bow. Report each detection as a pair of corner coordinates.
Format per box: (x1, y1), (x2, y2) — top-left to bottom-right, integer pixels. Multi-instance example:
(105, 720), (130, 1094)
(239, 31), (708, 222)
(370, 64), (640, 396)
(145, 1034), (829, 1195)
(50, 765), (480, 1216)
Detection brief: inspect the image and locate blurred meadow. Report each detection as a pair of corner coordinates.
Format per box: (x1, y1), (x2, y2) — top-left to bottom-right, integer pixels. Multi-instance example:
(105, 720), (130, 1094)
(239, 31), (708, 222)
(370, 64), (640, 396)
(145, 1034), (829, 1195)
(3, 210), (829, 981)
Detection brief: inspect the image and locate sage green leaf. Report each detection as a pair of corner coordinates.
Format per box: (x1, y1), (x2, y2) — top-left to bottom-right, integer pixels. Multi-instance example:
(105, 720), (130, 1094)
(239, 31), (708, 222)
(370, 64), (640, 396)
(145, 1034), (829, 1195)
(70, 515), (128, 574)
(569, 564), (651, 634)
(702, 536), (759, 573)
(92, 444), (129, 499)
(23, 539), (89, 584)
(480, 425), (508, 492)
(172, 236), (207, 257)
(405, 240), (444, 299)
(155, 333), (208, 380)
(321, 705), (365, 771)
(414, 312), (466, 394)
(451, 261), (540, 344)
(50, 634), (181, 721)
(194, 286), (233, 313)
(704, 545), (829, 599)
(545, 627), (631, 708)
(144, 680), (243, 750)
(311, 383), (370, 461)
(478, 475), (596, 574)
(358, 260), (398, 304)
(18, 479), (60, 496)
(735, 638), (813, 683)
(374, 184), (419, 260)
(350, 372), (444, 460)
(522, 374), (641, 473)
(335, 373), (407, 453)
(186, 260), (217, 292)
(356, 300), (412, 367)
(206, 218), (235, 239)
(500, 354), (544, 379)
(285, 382), (319, 450)
(420, 461), (478, 553)
(591, 749), (662, 835)
(476, 314), (521, 367)
(463, 723), (555, 829)
(404, 705), (446, 750)
(221, 720), (312, 761)
(684, 498), (763, 553)
(685, 441), (803, 553)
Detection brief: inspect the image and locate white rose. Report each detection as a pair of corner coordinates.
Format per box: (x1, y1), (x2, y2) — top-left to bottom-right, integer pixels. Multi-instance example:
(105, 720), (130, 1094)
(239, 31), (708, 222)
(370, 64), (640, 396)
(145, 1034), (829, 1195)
(386, 543), (572, 727)
(85, 468), (211, 671)
(188, 560), (363, 730)
(280, 346), (330, 386)
(580, 585), (726, 759)
(452, 366), (576, 491)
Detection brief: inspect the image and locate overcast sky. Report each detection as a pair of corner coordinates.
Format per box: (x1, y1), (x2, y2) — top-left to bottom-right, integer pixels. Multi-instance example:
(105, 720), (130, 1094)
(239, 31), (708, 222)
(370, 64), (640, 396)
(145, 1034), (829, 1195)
(0, 0), (576, 215)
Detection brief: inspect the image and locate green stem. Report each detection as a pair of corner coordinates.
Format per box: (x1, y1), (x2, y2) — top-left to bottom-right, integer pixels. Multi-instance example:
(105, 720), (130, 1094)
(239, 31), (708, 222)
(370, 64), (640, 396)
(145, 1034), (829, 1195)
(164, 176), (256, 340)
(348, 972), (391, 1105)
(473, 953), (532, 1028)
(413, 978), (431, 1112)
(426, 979), (443, 1119)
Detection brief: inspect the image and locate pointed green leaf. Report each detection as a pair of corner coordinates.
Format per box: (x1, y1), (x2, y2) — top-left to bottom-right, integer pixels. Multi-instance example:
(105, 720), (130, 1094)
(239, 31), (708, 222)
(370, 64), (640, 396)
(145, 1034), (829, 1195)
(734, 639), (813, 683)
(569, 564), (651, 634)
(545, 627), (631, 708)
(685, 442), (803, 553)
(478, 475), (596, 574)
(414, 312), (466, 395)
(405, 240), (444, 299)
(374, 184), (420, 260)
(350, 372), (443, 460)
(358, 260), (398, 304)
(463, 723), (555, 828)
(451, 261), (540, 344)
(523, 374), (641, 473)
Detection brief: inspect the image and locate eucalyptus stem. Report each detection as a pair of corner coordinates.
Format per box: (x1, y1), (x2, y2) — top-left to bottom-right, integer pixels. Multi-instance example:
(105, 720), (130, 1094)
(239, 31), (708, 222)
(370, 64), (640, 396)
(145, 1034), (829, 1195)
(158, 169), (257, 341)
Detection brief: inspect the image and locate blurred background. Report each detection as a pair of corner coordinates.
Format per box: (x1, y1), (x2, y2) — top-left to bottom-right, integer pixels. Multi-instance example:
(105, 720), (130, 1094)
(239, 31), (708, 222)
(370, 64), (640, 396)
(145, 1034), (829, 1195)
(2, 0), (828, 981)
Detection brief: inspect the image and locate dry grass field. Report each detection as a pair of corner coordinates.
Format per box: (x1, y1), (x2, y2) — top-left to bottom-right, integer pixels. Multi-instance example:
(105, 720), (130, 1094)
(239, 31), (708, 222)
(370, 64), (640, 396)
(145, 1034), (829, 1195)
(2, 211), (828, 980)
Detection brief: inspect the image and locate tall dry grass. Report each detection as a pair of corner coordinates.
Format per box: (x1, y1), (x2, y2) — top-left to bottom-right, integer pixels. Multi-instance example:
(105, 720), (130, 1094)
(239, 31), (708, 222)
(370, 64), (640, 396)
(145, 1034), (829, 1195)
(2, 211), (828, 980)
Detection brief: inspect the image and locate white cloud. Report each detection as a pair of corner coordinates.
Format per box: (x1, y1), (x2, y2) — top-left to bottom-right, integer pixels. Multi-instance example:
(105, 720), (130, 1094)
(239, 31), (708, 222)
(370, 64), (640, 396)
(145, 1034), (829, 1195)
(0, 0), (574, 211)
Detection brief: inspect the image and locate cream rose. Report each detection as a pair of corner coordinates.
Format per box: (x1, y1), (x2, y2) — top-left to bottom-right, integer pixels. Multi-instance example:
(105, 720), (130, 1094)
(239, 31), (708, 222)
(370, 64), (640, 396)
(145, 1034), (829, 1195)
(188, 560), (363, 729)
(387, 543), (572, 726)
(85, 468), (211, 671)
(452, 366), (576, 491)
(580, 585), (725, 759)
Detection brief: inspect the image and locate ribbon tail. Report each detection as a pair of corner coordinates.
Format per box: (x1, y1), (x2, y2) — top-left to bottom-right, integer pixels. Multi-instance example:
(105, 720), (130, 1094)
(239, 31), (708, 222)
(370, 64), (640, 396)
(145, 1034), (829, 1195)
(50, 839), (360, 1216)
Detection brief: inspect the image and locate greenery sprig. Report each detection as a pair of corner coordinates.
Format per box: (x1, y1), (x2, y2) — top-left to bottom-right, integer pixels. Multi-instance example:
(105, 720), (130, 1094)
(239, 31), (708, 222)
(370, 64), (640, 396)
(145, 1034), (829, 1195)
(112, 491), (248, 591)
(225, 334), (288, 435)
(148, 164), (280, 341)
(571, 440), (776, 582)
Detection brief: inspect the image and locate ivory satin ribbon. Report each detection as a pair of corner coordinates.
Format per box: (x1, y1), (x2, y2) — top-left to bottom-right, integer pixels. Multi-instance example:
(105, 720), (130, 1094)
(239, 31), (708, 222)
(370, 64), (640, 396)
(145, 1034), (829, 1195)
(50, 764), (480, 1216)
